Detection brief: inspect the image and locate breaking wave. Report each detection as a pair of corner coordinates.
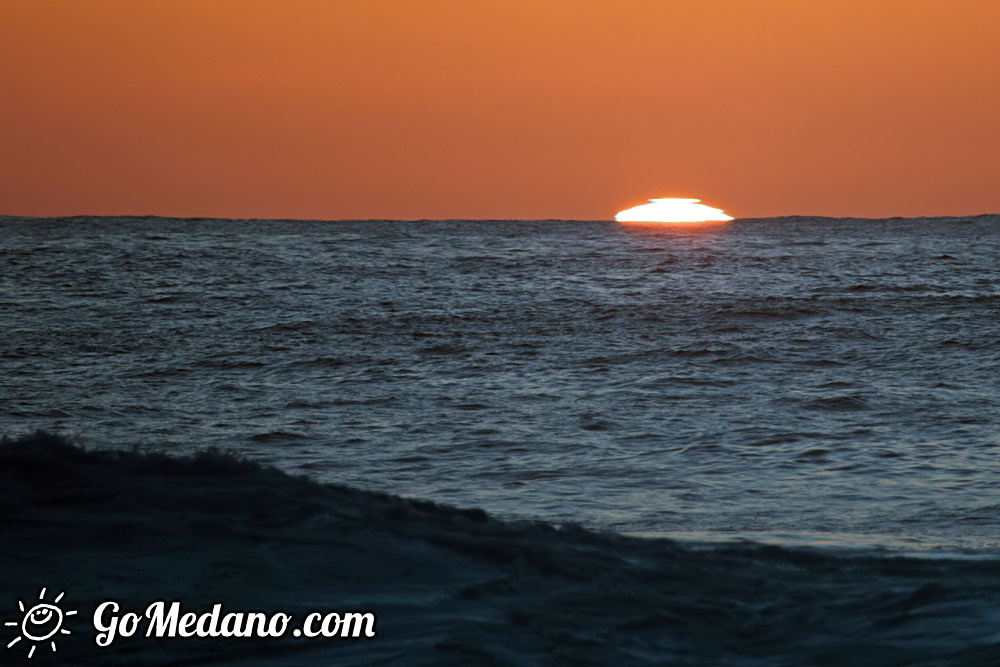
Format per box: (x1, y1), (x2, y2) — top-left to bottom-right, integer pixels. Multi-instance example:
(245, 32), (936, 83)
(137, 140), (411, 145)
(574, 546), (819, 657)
(3, 432), (1000, 666)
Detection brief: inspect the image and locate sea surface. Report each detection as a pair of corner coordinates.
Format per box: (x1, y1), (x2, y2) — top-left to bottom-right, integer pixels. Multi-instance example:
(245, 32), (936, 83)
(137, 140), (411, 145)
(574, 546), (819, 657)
(3, 214), (1000, 555)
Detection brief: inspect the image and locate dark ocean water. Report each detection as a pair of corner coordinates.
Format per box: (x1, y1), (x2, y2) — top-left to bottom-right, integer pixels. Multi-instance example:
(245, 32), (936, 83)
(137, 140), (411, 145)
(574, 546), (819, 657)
(5, 215), (1000, 665)
(3, 215), (1000, 553)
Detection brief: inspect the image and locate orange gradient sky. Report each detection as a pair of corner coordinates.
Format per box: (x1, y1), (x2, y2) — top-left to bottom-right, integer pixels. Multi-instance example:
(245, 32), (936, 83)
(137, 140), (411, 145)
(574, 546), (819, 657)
(2, 0), (998, 220)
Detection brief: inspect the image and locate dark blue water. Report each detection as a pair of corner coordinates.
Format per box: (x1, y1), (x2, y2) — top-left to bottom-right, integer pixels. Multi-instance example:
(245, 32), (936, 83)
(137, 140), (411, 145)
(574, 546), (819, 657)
(4, 215), (1000, 553)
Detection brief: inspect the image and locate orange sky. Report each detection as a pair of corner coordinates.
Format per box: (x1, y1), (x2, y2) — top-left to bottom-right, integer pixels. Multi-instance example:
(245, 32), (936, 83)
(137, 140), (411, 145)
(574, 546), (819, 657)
(2, 0), (998, 219)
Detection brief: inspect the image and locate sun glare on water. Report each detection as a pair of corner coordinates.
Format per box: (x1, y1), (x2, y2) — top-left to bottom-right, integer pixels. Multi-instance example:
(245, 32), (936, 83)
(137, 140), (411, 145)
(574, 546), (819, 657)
(615, 198), (734, 225)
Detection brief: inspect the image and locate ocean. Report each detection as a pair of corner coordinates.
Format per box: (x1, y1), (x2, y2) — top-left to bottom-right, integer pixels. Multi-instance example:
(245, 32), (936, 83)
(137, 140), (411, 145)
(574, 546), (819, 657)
(3, 214), (1000, 664)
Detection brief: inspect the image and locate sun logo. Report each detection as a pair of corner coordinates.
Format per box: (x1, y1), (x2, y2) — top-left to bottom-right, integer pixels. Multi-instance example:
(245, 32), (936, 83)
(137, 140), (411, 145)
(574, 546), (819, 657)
(5, 588), (76, 659)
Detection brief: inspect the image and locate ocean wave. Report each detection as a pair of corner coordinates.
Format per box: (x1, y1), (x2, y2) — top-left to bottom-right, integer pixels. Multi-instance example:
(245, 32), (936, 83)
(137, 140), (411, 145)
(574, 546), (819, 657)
(3, 432), (1000, 666)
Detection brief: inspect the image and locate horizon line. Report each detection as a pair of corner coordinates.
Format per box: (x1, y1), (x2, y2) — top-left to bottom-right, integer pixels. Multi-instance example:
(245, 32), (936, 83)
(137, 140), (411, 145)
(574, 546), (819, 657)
(2, 212), (999, 223)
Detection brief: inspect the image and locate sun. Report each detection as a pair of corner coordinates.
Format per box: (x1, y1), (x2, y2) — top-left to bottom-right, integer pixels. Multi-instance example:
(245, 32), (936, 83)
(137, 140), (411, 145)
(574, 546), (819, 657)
(5, 588), (76, 659)
(615, 198), (733, 224)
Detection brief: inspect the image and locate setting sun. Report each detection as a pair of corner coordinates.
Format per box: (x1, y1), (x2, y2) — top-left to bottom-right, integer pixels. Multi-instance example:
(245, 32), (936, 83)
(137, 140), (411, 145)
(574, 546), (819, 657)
(614, 198), (734, 224)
